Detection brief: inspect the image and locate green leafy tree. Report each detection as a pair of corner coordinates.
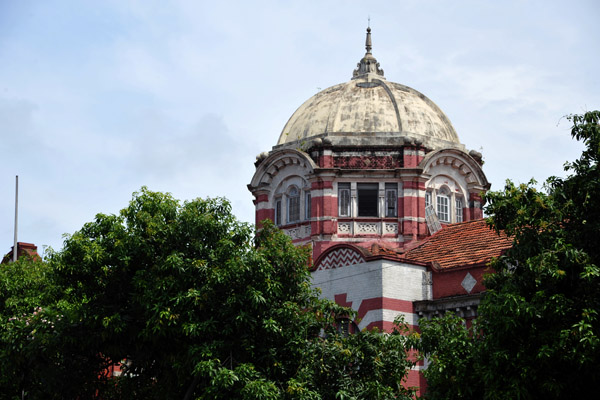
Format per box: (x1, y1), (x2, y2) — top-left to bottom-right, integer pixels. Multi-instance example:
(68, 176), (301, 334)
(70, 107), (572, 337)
(1, 188), (416, 399)
(410, 314), (481, 400)
(292, 322), (415, 399)
(0, 256), (70, 399)
(415, 111), (600, 399)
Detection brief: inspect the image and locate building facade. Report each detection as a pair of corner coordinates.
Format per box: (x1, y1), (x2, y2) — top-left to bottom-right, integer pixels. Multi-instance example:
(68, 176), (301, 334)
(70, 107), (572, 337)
(248, 28), (511, 391)
(1, 242), (41, 264)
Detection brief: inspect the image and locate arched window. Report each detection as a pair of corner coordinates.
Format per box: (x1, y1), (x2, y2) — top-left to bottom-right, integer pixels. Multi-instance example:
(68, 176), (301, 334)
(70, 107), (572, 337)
(427, 180), (466, 224)
(287, 187), (300, 223)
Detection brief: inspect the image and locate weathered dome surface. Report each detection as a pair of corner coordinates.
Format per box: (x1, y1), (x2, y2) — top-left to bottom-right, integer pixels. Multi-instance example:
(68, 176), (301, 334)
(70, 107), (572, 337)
(276, 28), (460, 150)
(277, 79), (459, 148)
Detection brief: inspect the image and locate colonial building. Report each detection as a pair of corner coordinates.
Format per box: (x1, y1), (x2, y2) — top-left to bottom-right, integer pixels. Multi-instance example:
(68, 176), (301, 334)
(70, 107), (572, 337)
(248, 28), (511, 390)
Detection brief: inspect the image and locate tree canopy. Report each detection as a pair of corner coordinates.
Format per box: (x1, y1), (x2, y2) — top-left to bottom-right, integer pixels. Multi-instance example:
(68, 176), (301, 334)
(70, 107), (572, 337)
(0, 189), (415, 400)
(414, 111), (600, 399)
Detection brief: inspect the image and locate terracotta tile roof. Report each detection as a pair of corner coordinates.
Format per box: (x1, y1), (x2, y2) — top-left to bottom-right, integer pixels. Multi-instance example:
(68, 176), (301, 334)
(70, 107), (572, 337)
(402, 219), (512, 269)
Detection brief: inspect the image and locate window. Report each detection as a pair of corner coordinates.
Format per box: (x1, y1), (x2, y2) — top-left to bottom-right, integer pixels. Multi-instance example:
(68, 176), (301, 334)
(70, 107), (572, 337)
(338, 183), (351, 217)
(275, 199), (282, 225)
(305, 192), (311, 220)
(385, 183), (397, 217)
(456, 198), (463, 223)
(427, 183), (465, 223)
(436, 194), (449, 222)
(287, 187), (300, 223)
(358, 183), (378, 217)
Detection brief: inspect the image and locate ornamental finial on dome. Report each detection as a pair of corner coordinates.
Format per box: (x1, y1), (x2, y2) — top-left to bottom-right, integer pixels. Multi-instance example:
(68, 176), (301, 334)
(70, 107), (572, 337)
(352, 26), (385, 80)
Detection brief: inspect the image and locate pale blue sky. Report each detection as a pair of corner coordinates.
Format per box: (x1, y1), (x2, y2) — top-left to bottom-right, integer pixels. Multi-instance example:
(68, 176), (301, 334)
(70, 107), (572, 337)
(1, 0), (599, 254)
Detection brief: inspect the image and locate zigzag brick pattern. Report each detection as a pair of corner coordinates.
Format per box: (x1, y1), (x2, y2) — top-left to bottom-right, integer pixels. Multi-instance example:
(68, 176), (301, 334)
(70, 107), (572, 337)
(316, 248), (365, 270)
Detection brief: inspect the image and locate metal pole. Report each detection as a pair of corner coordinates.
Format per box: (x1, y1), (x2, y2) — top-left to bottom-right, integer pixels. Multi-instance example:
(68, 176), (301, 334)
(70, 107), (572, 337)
(13, 175), (18, 262)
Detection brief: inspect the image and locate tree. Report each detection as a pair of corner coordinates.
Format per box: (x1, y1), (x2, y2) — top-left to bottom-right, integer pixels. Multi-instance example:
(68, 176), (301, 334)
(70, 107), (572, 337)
(409, 313), (481, 400)
(293, 321), (415, 399)
(0, 188), (415, 399)
(414, 111), (600, 399)
(0, 256), (69, 399)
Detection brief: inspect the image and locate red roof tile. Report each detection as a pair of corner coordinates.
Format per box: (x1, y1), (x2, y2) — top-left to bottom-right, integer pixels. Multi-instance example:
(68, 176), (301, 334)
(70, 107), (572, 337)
(402, 219), (511, 269)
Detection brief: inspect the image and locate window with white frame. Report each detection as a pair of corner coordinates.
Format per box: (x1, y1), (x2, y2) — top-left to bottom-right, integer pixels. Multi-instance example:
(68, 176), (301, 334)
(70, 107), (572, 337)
(385, 183), (397, 217)
(427, 182), (466, 224)
(287, 187), (300, 223)
(358, 183), (378, 217)
(455, 198), (463, 223)
(436, 192), (450, 222)
(338, 183), (351, 217)
(305, 192), (311, 220)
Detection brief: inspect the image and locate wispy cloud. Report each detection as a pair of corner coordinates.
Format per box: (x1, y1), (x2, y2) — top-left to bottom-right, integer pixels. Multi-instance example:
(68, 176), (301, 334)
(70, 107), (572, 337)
(0, 0), (598, 252)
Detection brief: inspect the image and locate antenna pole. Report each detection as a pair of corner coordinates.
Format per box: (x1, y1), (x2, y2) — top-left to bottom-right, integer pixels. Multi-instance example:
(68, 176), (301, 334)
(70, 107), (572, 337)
(13, 175), (18, 262)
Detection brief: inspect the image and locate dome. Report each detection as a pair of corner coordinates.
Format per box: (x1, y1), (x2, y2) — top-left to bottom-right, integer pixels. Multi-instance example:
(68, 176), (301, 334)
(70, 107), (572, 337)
(277, 29), (460, 150)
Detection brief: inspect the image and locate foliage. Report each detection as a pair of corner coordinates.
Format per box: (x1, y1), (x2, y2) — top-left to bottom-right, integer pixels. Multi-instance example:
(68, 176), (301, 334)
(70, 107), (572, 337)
(0, 256), (70, 399)
(0, 188), (415, 399)
(293, 322), (415, 400)
(409, 314), (481, 400)
(415, 111), (600, 399)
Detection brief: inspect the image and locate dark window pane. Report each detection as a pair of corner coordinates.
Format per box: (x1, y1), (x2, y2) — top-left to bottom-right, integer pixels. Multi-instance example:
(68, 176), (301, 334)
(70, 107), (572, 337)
(275, 200), (282, 225)
(358, 183), (378, 217)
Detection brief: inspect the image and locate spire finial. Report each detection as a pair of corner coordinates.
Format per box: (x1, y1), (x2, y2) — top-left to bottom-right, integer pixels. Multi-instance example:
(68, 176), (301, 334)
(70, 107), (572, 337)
(365, 26), (372, 54)
(352, 25), (385, 80)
